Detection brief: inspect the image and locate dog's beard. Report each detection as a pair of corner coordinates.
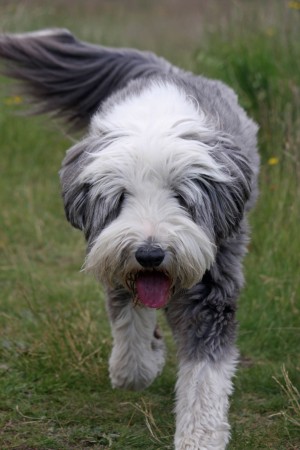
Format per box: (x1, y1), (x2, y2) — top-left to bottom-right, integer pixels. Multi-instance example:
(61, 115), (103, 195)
(83, 208), (216, 308)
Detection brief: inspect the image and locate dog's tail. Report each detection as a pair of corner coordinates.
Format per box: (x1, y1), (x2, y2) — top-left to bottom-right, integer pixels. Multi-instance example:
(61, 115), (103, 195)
(0, 29), (174, 129)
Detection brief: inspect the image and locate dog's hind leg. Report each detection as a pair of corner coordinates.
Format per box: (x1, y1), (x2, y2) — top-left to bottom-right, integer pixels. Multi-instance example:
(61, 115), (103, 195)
(106, 288), (166, 391)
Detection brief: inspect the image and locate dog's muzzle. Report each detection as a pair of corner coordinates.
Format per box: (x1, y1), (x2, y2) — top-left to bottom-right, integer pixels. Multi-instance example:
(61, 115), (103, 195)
(125, 244), (172, 309)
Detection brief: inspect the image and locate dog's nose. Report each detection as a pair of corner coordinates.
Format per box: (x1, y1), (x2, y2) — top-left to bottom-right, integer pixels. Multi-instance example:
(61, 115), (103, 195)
(135, 245), (165, 268)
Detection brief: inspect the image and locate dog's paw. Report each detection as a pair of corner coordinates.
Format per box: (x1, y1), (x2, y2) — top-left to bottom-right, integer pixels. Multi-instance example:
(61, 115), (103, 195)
(175, 430), (229, 450)
(109, 334), (166, 391)
(175, 437), (227, 450)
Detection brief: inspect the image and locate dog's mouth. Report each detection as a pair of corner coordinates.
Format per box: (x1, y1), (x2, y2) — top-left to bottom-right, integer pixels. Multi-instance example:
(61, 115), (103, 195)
(126, 271), (172, 309)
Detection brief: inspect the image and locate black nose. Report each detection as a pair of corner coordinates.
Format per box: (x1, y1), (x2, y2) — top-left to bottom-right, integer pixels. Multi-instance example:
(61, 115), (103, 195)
(135, 245), (165, 268)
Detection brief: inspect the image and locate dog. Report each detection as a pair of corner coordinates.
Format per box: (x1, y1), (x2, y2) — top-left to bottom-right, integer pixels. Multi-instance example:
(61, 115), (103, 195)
(0, 29), (259, 449)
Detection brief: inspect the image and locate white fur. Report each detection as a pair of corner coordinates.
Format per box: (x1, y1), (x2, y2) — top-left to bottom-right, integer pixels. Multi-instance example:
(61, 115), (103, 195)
(175, 353), (238, 450)
(11, 29), (70, 39)
(85, 196), (215, 288)
(109, 304), (165, 390)
(82, 83), (230, 288)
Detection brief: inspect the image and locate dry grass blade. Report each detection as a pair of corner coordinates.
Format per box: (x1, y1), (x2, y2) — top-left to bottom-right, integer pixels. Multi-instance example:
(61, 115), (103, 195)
(16, 405), (48, 423)
(123, 398), (172, 446)
(272, 365), (300, 427)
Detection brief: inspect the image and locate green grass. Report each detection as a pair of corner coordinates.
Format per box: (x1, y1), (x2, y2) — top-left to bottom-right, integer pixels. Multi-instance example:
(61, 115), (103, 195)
(0, 1), (299, 449)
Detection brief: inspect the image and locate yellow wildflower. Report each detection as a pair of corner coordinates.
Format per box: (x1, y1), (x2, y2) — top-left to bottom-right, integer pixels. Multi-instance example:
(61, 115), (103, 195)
(268, 157), (279, 166)
(288, 1), (300, 10)
(4, 95), (23, 105)
(265, 27), (275, 37)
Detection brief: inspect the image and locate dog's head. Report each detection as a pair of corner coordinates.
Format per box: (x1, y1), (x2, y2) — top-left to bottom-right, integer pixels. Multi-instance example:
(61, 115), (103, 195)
(0, 30), (253, 308)
(60, 81), (252, 308)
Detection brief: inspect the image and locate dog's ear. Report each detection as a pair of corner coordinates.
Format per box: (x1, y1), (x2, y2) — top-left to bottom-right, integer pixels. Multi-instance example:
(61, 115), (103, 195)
(59, 139), (90, 231)
(0, 29), (172, 129)
(197, 147), (252, 240)
(59, 138), (124, 239)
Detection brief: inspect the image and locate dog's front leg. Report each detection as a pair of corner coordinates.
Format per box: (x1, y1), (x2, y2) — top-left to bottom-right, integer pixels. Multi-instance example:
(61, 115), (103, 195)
(106, 288), (166, 391)
(166, 280), (239, 450)
(174, 353), (237, 450)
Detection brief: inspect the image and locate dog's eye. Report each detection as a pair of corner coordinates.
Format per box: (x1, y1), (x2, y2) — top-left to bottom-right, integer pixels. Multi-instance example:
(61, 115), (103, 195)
(173, 191), (197, 220)
(116, 191), (126, 212)
(119, 192), (125, 205)
(174, 193), (188, 210)
(98, 191), (127, 232)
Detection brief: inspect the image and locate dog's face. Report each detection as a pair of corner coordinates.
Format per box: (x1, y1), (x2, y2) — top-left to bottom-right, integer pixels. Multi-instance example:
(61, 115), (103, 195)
(60, 82), (251, 308)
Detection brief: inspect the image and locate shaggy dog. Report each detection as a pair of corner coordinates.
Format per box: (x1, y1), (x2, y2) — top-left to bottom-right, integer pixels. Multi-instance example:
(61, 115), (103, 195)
(0, 29), (259, 449)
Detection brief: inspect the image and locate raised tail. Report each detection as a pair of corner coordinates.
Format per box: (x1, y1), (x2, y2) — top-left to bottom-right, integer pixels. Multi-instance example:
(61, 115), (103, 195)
(0, 29), (174, 128)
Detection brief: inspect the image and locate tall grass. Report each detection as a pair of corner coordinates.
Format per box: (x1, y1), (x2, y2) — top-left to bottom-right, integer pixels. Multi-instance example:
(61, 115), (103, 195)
(0, 1), (299, 449)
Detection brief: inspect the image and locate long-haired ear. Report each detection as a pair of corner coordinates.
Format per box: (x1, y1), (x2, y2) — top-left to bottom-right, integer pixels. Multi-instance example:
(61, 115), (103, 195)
(59, 139), (91, 230)
(0, 29), (172, 129)
(197, 147), (253, 240)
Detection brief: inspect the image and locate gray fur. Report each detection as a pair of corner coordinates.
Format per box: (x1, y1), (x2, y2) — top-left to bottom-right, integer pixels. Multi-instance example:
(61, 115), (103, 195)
(165, 220), (249, 362)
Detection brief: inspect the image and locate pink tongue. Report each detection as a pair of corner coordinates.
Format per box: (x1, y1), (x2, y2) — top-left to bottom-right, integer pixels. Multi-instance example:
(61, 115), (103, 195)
(136, 272), (171, 309)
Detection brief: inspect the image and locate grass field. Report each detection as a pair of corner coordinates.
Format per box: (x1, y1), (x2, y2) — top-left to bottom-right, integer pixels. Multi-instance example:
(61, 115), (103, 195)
(0, 1), (299, 449)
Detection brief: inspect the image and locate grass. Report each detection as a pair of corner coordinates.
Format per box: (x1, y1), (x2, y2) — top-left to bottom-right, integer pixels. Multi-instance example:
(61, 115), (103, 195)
(0, 0), (299, 449)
